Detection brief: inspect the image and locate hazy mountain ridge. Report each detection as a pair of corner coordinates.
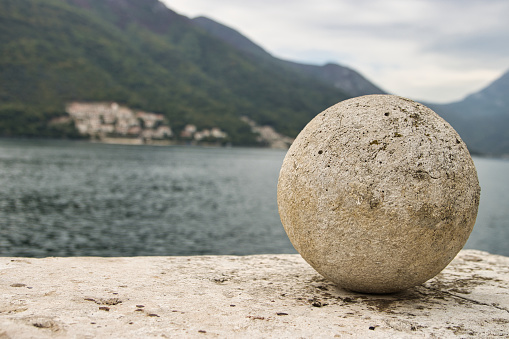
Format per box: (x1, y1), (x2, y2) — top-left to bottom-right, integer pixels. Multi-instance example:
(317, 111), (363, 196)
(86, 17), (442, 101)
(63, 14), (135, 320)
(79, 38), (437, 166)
(192, 16), (386, 97)
(429, 70), (509, 155)
(0, 0), (507, 154)
(190, 14), (509, 155)
(192, 16), (271, 60)
(283, 61), (386, 98)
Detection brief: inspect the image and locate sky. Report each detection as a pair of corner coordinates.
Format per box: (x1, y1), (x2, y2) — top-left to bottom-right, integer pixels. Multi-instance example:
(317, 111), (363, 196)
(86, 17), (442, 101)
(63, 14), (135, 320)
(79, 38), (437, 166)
(161, 0), (508, 103)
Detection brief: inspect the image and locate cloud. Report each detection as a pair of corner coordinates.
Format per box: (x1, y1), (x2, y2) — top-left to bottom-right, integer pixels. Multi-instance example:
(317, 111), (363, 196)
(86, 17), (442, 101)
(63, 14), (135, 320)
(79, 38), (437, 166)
(162, 0), (508, 103)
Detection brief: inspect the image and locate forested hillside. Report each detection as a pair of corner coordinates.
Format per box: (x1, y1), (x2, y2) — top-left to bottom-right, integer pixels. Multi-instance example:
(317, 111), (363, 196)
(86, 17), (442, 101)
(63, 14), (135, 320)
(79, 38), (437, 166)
(0, 0), (354, 144)
(1, 0), (506, 153)
(192, 16), (386, 98)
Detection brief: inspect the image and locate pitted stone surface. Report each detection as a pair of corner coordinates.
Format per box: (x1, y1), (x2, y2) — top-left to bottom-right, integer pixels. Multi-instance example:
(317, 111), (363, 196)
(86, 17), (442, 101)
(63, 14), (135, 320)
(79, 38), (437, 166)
(0, 251), (508, 338)
(277, 95), (481, 293)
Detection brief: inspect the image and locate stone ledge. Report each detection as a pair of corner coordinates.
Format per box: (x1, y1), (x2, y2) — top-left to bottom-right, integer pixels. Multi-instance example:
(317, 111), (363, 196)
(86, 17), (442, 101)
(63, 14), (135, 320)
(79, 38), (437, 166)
(0, 250), (508, 338)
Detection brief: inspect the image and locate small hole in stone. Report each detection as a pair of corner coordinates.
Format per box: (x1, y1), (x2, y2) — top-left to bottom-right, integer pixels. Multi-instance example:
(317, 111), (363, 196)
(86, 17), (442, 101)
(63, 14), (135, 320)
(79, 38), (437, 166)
(384, 112), (390, 117)
(318, 150), (323, 154)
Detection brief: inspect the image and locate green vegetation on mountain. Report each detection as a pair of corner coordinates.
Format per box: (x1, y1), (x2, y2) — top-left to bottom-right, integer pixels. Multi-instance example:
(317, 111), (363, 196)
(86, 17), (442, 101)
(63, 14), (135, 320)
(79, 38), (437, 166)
(194, 14), (509, 155)
(0, 0), (350, 145)
(2, 0), (506, 154)
(192, 16), (387, 98)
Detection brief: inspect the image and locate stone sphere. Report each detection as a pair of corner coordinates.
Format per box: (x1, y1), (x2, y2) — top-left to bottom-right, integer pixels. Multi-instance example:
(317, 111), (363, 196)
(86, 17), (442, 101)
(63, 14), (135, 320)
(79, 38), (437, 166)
(277, 95), (480, 294)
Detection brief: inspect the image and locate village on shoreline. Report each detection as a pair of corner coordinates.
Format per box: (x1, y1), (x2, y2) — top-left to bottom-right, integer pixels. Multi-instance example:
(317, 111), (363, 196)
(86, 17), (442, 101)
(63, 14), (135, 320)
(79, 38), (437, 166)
(53, 102), (293, 149)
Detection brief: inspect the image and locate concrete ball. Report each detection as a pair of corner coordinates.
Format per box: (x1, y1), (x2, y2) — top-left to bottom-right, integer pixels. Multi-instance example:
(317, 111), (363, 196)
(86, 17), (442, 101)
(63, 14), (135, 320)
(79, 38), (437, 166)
(277, 95), (480, 293)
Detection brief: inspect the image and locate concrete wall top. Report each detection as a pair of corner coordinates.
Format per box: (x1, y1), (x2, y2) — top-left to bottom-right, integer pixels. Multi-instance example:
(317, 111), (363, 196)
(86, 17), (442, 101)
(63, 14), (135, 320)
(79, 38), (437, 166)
(0, 250), (508, 338)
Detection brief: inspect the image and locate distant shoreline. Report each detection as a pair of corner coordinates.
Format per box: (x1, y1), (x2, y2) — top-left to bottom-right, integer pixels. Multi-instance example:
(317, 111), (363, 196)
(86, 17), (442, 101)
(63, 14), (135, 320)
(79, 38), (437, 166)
(0, 136), (272, 150)
(96, 137), (231, 148)
(2, 137), (509, 156)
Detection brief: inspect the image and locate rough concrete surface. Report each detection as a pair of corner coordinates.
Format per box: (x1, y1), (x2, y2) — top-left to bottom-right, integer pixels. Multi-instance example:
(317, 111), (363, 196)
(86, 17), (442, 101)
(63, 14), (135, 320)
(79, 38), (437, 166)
(278, 95), (480, 293)
(0, 250), (508, 338)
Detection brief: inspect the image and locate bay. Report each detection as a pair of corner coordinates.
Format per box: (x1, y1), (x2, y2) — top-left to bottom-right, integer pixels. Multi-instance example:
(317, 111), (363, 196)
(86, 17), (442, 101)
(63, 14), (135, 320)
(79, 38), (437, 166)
(465, 156), (509, 256)
(0, 139), (507, 257)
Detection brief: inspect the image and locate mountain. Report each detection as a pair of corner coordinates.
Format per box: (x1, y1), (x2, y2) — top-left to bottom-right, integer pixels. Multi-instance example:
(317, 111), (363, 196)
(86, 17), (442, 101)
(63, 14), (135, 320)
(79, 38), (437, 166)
(192, 16), (271, 60)
(189, 15), (509, 155)
(2, 0), (505, 153)
(192, 16), (386, 97)
(1, 0), (229, 138)
(1, 0), (374, 145)
(430, 71), (509, 155)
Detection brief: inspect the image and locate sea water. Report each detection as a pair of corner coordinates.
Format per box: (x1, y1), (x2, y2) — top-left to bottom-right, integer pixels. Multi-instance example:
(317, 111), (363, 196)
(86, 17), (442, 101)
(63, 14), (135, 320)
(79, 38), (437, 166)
(0, 139), (507, 257)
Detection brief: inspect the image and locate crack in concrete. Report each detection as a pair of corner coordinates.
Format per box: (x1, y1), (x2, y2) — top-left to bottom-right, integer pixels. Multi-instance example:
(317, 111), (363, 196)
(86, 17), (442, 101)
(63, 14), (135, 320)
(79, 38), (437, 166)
(421, 286), (509, 314)
(441, 290), (509, 314)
